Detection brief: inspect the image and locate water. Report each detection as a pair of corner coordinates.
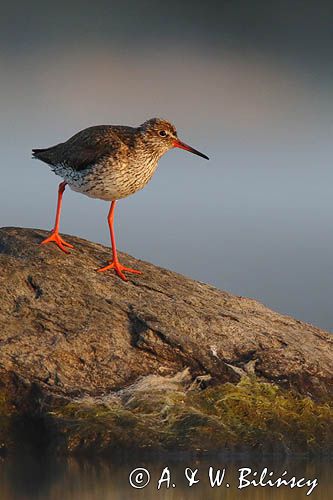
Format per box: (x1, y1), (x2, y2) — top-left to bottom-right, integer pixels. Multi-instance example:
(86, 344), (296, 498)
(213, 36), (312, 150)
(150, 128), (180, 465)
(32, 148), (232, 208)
(0, 455), (330, 499)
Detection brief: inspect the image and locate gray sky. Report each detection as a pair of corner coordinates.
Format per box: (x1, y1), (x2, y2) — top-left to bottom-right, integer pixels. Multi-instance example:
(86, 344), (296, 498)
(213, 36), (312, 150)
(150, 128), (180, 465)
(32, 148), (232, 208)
(1, 1), (333, 330)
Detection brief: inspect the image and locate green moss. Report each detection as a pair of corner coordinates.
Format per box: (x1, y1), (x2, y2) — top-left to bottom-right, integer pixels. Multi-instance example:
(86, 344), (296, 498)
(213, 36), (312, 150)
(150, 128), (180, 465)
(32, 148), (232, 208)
(50, 378), (333, 455)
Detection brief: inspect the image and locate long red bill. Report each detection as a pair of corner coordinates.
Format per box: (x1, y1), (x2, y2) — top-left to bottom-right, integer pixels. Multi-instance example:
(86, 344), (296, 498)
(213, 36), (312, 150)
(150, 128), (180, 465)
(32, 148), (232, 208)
(173, 140), (209, 160)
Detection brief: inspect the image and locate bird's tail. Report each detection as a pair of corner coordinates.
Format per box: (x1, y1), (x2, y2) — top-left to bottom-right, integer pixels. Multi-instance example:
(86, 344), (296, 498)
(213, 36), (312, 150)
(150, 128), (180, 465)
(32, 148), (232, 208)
(32, 147), (49, 159)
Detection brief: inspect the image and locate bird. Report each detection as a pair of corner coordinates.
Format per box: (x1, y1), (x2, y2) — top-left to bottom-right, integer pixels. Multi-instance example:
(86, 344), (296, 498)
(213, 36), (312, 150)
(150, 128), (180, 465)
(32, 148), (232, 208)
(32, 118), (209, 281)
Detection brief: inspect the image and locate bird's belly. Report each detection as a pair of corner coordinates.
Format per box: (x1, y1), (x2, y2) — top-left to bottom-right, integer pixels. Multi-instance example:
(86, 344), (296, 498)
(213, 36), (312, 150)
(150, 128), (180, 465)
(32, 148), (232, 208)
(69, 182), (122, 201)
(66, 162), (157, 201)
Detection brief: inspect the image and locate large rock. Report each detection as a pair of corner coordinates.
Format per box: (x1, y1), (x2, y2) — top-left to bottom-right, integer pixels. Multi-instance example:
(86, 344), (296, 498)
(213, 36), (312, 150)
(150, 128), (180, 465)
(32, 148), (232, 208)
(0, 227), (332, 454)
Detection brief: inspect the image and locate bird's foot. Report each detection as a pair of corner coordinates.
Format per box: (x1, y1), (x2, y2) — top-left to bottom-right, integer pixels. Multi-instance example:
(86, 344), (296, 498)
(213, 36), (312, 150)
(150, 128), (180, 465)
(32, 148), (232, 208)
(40, 231), (74, 254)
(97, 260), (142, 281)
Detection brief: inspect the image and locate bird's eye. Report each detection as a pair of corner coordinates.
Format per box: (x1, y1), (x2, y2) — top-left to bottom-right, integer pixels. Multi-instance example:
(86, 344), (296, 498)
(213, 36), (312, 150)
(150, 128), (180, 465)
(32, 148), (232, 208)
(159, 130), (167, 137)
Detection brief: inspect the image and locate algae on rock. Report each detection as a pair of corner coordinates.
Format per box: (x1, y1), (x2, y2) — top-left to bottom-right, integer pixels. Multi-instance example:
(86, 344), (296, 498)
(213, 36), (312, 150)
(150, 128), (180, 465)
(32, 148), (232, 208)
(49, 377), (333, 455)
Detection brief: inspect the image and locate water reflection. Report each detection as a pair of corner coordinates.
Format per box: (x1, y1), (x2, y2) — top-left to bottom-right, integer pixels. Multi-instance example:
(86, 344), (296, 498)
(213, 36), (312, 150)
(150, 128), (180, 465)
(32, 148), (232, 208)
(0, 454), (330, 499)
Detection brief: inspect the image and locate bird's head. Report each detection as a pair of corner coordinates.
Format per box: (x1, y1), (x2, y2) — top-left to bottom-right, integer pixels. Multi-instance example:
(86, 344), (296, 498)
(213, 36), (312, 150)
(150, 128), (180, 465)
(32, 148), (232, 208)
(139, 118), (209, 160)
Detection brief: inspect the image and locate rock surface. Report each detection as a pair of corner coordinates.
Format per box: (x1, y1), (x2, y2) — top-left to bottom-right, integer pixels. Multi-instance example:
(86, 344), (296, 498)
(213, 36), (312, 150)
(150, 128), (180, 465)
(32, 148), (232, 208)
(0, 226), (332, 454)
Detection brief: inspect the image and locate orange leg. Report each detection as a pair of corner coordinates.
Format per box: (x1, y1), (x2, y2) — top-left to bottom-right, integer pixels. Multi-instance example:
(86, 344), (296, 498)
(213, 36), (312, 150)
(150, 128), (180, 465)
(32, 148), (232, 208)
(40, 181), (74, 254)
(97, 200), (142, 281)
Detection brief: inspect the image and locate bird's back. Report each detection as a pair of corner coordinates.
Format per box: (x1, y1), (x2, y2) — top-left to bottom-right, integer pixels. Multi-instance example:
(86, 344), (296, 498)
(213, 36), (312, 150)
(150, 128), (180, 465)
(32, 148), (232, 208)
(32, 125), (136, 171)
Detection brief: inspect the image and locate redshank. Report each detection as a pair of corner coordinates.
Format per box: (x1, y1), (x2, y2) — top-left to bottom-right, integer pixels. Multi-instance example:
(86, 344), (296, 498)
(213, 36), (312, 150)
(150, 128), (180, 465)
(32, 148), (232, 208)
(32, 118), (209, 280)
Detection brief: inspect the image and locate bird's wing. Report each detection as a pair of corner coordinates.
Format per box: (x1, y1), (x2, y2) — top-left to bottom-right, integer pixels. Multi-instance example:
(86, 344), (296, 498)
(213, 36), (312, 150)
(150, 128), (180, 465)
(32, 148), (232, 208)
(32, 125), (132, 171)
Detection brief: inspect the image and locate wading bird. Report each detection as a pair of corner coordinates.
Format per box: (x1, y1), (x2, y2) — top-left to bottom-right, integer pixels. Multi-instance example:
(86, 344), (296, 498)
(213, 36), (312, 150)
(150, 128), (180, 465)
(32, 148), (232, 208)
(33, 118), (209, 280)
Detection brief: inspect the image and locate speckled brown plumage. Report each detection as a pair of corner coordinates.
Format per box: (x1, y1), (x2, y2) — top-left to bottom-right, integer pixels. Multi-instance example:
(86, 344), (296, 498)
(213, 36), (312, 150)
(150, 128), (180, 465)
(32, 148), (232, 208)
(33, 118), (188, 200)
(32, 117), (209, 279)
